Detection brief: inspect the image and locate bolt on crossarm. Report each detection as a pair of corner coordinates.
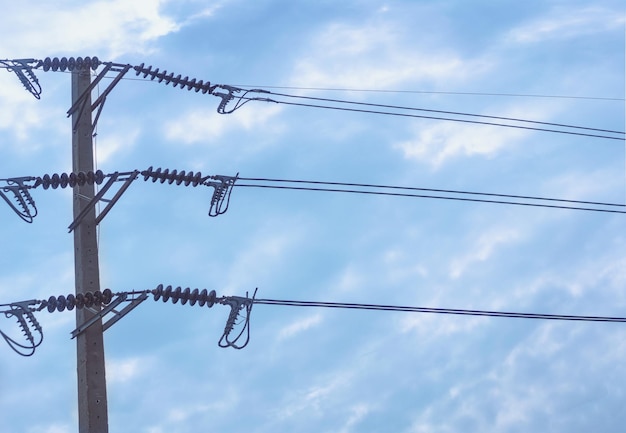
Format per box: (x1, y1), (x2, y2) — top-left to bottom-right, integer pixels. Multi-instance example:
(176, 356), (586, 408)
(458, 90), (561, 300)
(72, 67), (109, 433)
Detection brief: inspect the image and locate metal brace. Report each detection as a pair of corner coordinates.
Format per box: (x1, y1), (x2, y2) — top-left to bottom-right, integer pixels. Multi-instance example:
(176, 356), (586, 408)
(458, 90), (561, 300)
(67, 62), (132, 131)
(71, 291), (148, 338)
(69, 170), (139, 232)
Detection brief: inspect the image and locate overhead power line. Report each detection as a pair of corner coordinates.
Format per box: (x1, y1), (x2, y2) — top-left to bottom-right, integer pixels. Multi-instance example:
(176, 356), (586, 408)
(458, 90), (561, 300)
(245, 93), (625, 141)
(265, 92), (625, 135)
(3, 168), (624, 226)
(3, 285), (624, 357)
(7, 58), (621, 140)
(235, 177), (626, 214)
(252, 298), (626, 323)
(231, 85), (626, 102)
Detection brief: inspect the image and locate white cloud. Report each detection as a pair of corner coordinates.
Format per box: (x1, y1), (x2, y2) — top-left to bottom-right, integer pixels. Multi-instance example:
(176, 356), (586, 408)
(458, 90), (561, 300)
(291, 21), (489, 90)
(449, 227), (523, 279)
(0, 73), (66, 145)
(164, 103), (283, 144)
(277, 313), (323, 341)
(507, 6), (626, 43)
(26, 424), (72, 433)
(394, 102), (558, 167)
(94, 127), (140, 164)
(0, 0), (182, 59)
(339, 403), (374, 433)
(106, 355), (151, 383)
(276, 375), (350, 420)
(400, 312), (489, 340)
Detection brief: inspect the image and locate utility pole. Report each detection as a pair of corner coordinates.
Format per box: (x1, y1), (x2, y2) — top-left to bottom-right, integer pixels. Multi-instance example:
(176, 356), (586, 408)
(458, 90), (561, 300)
(71, 68), (109, 433)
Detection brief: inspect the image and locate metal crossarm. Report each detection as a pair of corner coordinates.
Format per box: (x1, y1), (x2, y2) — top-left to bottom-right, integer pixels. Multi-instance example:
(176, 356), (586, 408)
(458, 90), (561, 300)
(68, 170), (140, 232)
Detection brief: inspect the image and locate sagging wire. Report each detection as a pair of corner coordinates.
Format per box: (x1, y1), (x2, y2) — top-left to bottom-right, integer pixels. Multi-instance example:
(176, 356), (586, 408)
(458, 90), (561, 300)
(214, 88), (625, 141)
(233, 177), (626, 214)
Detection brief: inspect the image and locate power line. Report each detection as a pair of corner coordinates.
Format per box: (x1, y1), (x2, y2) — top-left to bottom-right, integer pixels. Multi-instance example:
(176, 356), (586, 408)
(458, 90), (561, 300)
(254, 97), (624, 141)
(252, 298), (626, 323)
(235, 177), (626, 214)
(230, 85), (626, 102)
(265, 91), (625, 135)
(32, 62), (626, 140)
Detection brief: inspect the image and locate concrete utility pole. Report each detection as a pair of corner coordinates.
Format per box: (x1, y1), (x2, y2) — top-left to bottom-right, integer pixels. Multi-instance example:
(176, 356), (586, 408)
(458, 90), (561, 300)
(71, 68), (109, 433)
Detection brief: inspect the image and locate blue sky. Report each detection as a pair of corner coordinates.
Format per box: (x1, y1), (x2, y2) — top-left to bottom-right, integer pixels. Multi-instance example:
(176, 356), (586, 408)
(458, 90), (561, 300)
(1, 1), (625, 432)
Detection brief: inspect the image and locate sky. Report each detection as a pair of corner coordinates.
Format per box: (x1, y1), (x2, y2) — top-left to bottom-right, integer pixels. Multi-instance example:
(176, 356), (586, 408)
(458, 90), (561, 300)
(0, 0), (625, 432)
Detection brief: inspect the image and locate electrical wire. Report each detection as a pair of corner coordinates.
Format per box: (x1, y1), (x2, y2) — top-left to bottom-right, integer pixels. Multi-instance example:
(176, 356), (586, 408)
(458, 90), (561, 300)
(252, 298), (626, 323)
(248, 96), (624, 141)
(234, 177), (626, 214)
(231, 85), (626, 102)
(49, 67), (626, 140)
(265, 91), (625, 135)
(58, 70), (625, 101)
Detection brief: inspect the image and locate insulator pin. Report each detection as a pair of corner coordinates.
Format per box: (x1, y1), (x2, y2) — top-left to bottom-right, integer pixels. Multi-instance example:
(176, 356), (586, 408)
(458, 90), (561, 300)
(151, 285), (217, 307)
(35, 170), (105, 189)
(41, 56), (100, 72)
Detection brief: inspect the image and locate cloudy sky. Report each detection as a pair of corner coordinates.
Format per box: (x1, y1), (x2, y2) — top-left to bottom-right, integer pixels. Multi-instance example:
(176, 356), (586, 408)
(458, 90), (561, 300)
(1, 1), (625, 432)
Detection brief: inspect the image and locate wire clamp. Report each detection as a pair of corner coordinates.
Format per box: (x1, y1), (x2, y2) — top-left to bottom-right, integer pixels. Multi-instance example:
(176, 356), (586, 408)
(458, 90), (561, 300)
(0, 176), (38, 223)
(0, 58), (42, 99)
(207, 174), (238, 216)
(0, 300), (44, 356)
(218, 288), (257, 349)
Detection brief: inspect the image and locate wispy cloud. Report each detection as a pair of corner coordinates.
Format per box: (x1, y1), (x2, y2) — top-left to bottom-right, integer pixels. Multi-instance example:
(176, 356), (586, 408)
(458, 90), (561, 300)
(394, 102), (559, 167)
(277, 313), (323, 341)
(507, 6), (626, 43)
(449, 226), (523, 279)
(94, 127), (140, 164)
(0, 0), (182, 58)
(106, 356), (147, 384)
(291, 21), (488, 90)
(164, 104), (283, 144)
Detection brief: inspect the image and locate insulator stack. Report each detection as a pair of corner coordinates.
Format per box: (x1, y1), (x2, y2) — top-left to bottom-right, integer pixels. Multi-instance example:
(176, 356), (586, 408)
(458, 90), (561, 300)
(152, 284), (218, 307)
(40, 56), (100, 72)
(141, 167), (206, 186)
(34, 170), (105, 189)
(42, 289), (113, 313)
(133, 63), (216, 94)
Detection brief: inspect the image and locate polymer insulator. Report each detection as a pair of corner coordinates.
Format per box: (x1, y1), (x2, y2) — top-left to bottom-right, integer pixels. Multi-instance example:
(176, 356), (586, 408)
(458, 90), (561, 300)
(180, 288), (191, 305)
(141, 167), (205, 187)
(151, 285), (217, 307)
(133, 63), (216, 94)
(41, 56), (100, 72)
(41, 289), (113, 313)
(35, 170), (105, 189)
